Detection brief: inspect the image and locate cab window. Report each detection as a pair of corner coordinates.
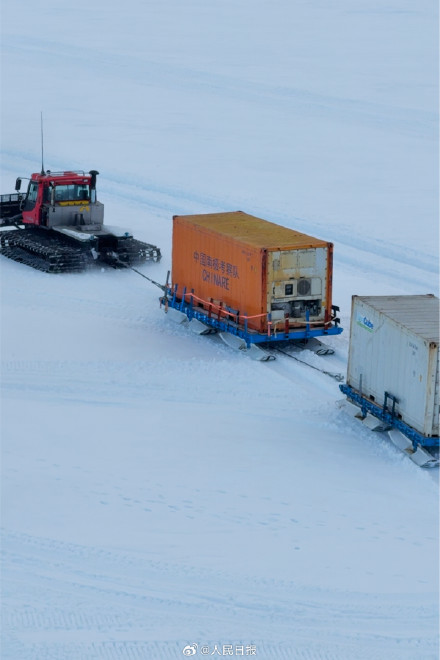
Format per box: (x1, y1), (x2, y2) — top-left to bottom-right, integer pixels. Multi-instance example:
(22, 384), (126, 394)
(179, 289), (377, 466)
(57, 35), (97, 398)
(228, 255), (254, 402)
(27, 182), (38, 203)
(23, 181), (39, 211)
(54, 184), (90, 201)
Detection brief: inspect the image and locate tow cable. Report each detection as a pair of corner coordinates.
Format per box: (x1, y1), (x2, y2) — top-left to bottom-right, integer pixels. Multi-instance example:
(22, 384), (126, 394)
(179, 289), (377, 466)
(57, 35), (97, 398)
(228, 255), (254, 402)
(111, 254), (166, 291)
(274, 346), (344, 382)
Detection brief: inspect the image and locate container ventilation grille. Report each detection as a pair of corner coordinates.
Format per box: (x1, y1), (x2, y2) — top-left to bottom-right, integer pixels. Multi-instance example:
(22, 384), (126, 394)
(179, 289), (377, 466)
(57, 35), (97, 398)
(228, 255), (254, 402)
(298, 279), (311, 296)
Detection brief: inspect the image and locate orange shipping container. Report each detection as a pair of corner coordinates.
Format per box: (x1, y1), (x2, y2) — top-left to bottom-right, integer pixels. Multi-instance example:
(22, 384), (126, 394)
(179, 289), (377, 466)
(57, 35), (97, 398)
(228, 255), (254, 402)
(171, 211), (334, 334)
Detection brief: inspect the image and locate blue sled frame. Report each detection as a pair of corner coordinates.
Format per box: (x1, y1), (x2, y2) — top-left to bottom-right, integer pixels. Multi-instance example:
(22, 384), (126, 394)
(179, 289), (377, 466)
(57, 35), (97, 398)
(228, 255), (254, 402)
(339, 383), (439, 450)
(161, 285), (343, 346)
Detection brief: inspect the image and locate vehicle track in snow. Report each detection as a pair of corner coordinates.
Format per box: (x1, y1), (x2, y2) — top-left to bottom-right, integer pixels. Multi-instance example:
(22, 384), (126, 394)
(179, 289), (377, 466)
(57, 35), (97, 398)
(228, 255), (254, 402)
(2, 30), (436, 144)
(2, 266), (438, 660)
(2, 530), (437, 660)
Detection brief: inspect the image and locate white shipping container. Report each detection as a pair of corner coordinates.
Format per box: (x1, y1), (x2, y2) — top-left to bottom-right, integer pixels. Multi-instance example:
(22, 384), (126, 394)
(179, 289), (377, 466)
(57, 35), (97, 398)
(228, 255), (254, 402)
(347, 295), (439, 438)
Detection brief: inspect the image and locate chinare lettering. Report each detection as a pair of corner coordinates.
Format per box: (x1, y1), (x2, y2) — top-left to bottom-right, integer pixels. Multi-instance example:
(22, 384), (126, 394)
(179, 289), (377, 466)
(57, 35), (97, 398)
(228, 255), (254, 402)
(202, 269), (230, 290)
(194, 250), (239, 291)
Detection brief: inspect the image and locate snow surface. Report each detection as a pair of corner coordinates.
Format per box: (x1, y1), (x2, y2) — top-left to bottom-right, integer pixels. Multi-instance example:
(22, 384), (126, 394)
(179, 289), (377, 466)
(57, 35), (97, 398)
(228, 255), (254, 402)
(1, 1), (439, 658)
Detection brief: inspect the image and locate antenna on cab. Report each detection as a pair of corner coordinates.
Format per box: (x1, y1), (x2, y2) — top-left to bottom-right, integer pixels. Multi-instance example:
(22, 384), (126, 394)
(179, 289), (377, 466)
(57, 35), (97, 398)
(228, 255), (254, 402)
(40, 112), (45, 175)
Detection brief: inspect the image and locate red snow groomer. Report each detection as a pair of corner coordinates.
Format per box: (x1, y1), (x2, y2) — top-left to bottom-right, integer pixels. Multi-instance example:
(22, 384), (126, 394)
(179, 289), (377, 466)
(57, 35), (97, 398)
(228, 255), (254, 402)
(0, 169), (161, 272)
